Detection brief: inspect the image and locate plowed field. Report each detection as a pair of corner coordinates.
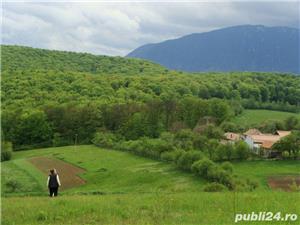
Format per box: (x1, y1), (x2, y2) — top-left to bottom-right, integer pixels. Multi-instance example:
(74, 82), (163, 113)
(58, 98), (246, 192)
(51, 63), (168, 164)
(28, 156), (85, 190)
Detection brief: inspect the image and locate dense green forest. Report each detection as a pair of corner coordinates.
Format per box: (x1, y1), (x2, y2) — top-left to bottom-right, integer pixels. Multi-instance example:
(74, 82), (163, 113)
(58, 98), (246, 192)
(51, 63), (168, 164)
(2, 45), (300, 191)
(2, 45), (300, 149)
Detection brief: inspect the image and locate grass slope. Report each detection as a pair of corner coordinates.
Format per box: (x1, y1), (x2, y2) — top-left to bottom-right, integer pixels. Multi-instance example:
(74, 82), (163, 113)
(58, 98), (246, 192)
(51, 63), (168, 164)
(231, 109), (300, 127)
(2, 145), (205, 196)
(2, 145), (300, 224)
(3, 192), (300, 225)
(233, 160), (300, 191)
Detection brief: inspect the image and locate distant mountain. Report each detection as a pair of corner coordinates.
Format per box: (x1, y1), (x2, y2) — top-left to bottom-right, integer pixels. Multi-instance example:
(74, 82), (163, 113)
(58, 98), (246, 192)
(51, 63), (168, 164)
(127, 25), (300, 74)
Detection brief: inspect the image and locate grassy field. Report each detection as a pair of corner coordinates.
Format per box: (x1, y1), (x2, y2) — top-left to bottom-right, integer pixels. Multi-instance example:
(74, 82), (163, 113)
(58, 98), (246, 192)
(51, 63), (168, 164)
(3, 192), (300, 225)
(231, 109), (300, 127)
(2, 145), (205, 196)
(2, 145), (300, 225)
(233, 160), (300, 191)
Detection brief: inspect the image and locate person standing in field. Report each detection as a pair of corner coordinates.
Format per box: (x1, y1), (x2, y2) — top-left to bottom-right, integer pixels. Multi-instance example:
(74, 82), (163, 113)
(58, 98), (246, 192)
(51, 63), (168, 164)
(47, 169), (61, 197)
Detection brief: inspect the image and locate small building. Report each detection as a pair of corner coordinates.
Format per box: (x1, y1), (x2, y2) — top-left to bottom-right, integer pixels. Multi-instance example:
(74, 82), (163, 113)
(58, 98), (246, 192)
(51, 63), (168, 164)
(243, 129), (291, 157)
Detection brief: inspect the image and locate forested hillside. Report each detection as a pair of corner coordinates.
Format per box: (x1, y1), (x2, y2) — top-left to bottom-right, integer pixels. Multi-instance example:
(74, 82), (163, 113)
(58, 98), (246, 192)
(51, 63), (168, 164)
(2, 45), (167, 75)
(2, 45), (300, 151)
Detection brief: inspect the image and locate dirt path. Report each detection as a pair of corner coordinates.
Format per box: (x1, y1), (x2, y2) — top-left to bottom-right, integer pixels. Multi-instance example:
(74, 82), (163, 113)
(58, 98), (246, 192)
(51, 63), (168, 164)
(28, 156), (86, 190)
(268, 175), (300, 191)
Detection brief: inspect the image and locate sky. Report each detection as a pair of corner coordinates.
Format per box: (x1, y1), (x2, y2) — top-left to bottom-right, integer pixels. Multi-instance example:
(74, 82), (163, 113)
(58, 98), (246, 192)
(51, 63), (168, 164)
(2, 1), (299, 56)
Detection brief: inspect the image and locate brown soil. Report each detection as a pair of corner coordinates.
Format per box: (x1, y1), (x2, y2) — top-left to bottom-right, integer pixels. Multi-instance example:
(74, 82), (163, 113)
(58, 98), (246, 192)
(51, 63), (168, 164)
(267, 175), (300, 191)
(28, 156), (86, 190)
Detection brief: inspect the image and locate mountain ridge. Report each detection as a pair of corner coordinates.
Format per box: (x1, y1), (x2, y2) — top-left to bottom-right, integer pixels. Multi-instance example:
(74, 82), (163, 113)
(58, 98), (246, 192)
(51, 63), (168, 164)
(127, 25), (300, 74)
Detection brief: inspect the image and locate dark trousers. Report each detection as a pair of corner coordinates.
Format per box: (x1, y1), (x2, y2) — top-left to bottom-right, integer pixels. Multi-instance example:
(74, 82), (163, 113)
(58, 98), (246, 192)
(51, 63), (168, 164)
(49, 187), (58, 197)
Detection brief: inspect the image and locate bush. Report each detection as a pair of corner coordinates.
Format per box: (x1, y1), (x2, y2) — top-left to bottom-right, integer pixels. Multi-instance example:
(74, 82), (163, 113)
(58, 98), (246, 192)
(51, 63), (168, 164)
(207, 165), (235, 190)
(160, 151), (177, 162)
(1, 141), (13, 161)
(289, 180), (300, 192)
(215, 144), (234, 161)
(234, 178), (259, 191)
(92, 132), (119, 148)
(191, 158), (214, 177)
(235, 141), (250, 160)
(282, 151), (290, 159)
(203, 182), (227, 192)
(246, 179), (259, 191)
(174, 129), (195, 150)
(6, 179), (21, 192)
(221, 162), (233, 173)
(176, 150), (203, 171)
(258, 120), (285, 133)
(116, 137), (174, 160)
(220, 122), (241, 133)
(52, 133), (70, 147)
(201, 124), (224, 139)
(160, 132), (174, 143)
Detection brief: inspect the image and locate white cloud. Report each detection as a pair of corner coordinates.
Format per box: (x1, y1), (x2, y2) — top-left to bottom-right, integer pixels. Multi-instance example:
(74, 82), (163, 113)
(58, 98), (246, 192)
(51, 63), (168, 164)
(2, 1), (299, 56)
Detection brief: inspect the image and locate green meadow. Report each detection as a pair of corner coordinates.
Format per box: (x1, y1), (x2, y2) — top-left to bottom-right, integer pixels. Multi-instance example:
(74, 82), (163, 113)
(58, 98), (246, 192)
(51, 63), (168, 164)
(2, 145), (300, 225)
(231, 109), (300, 127)
(3, 192), (300, 225)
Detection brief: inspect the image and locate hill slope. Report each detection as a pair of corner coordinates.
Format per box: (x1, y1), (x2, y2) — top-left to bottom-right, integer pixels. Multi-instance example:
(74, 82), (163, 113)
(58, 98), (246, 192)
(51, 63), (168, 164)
(127, 25), (300, 73)
(2, 145), (300, 224)
(1, 45), (167, 76)
(2, 145), (205, 195)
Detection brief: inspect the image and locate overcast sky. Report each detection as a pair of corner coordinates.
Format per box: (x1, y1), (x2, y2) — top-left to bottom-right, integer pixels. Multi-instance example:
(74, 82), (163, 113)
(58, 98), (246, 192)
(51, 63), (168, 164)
(2, 1), (299, 56)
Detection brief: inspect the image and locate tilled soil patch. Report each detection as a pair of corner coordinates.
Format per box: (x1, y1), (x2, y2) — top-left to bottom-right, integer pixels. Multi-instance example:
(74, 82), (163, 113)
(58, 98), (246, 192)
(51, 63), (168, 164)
(268, 175), (300, 191)
(28, 156), (86, 190)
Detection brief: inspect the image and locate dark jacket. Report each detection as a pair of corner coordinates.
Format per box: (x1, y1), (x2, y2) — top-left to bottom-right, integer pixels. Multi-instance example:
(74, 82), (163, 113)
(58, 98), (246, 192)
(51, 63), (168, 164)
(48, 174), (59, 188)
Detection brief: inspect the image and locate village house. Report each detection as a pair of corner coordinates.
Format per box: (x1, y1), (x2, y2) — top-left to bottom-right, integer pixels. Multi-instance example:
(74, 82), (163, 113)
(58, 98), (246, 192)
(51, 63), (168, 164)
(243, 129), (291, 157)
(223, 129), (292, 157)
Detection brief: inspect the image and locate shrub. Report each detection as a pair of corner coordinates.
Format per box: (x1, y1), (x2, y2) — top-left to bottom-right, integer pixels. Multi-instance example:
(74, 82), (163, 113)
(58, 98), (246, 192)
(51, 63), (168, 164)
(282, 151), (290, 159)
(258, 120), (285, 133)
(52, 133), (70, 147)
(160, 151), (176, 162)
(160, 132), (174, 143)
(234, 178), (259, 191)
(201, 124), (224, 139)
(285, 116), (299, 130)
(289, 180), (300, 192)
(246, 179), (259, 191)
(1, 151), (12, 162)
(193, 134), (208, 151)
(174, 129), (195, 150)
(215, 144), (234, 161)
(235, 141), (250, 160)
(214, 145), (225, 161)
(191, 158), (214, 177)
(1, 141), (13, 161)
(6, 179), (21, 192)
(221, 162), (233, 173)
(220, 122), (241, 133)
(92, 132), (119, 148)
(176, 151), (203, 171)
(171, 149), (185, 162)
(206, 165), (235, 190)
(145, 138), (174, 154)
(203, 182), (227, 192)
